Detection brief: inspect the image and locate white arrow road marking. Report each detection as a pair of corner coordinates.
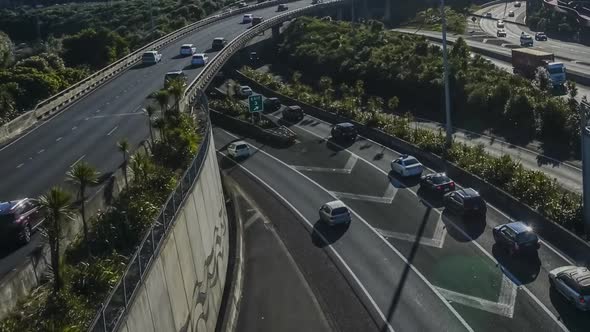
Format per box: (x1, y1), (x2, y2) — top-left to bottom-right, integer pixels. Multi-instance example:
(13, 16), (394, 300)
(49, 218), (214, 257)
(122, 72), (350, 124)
(291, 155), (358, 174)
(436, 275), (517, 318)
(375, 213), (447, 248)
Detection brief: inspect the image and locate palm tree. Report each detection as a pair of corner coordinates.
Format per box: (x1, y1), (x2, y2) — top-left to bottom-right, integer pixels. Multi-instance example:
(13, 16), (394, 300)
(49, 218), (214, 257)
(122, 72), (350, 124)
(153, 89), (170, 115)
(167, 78), (185, 112)
(153, 117), (167, 142)
(67, 161), (99, 256)
(130, 153), (153, 185)
(117, 139), (130, 187)
(39, 187), (74, 293)
(144, 105), (156, 144)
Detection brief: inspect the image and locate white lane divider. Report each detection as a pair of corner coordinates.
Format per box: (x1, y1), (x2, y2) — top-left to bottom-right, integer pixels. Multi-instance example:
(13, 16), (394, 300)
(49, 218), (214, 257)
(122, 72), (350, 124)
(107, 126), (118, 136)
(70, 154), (85, 168)
(16, 163), (24, 169)
(56, 137), (63, 142)
(37, 149), (45, 154)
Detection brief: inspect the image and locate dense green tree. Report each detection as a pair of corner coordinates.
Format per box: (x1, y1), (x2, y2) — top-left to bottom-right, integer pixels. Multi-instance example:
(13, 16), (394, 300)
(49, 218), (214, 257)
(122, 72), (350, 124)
(62, 28), (129, 68)
(0, 31), (13, 68)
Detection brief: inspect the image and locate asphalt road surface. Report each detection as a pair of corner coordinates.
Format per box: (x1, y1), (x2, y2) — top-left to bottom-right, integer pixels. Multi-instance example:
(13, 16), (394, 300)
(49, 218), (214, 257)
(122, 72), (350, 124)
(212, 104), (590, 331)
(476, 1), (590, 66)
(0, 0), (312, 279)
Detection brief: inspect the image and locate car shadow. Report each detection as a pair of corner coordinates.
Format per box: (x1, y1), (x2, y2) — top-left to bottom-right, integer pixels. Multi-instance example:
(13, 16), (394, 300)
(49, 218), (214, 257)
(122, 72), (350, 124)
(171, 54), (188, 60)
(130, 63), (153, 70)
(441, 210), (486, 242)
(388, 171), (420, 188)
(311, 220), (349, 248)
(492, 243), (541, 285)
(416, 186), (445, 208)
(204, 47), (217, 54)
(182, 64), (199, 71)
(326, 137), (353, 152)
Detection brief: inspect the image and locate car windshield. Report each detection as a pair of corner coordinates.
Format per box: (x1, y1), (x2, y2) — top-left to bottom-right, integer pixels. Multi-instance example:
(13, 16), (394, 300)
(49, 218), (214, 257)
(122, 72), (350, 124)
(431, 175), (450, 184)
(405, 158), (419, 166)
(236, 144), (248, 150)
(516, 231), (538, 243)
(142, 53), (155, 58)
(0, 214), (15, 223)
(340, 126), (356, 133)
(332, 207), (348, 215)
(181, 46), (192, 50)
(548, 67), (564, 74)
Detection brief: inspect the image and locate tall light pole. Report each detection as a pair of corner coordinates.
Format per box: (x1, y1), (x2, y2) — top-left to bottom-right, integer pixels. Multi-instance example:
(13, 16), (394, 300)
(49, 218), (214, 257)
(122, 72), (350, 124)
(149, 0), (154, 32)
(441, 0), (453, 148)
(581, 100), (590, 238)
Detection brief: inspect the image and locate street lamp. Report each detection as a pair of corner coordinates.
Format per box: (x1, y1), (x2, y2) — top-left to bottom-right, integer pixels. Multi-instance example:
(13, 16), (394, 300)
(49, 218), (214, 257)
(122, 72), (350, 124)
(440, 0), (453, 148)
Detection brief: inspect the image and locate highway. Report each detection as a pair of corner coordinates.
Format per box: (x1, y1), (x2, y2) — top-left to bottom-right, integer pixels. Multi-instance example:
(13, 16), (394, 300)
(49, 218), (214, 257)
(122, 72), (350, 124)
(0, 0), (312, 279)
(476, 1), (590, 66)
(212, 96), (590, 331)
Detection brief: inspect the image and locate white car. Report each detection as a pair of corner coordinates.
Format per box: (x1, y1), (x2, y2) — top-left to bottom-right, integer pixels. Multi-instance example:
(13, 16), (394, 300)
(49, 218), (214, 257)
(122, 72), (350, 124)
(514, 1), (521, 7)
(319, 200), (351, 226)
(497, 28), (507, 37)
(227, 141), (250, 159)
(191, 53), (208, 66)
(242, 14), (253, 23)
(238, 85), (253, 97)
(141, 51), (162, 64)
(496, 20), (505, 28)
(390, 154), (424, 177)
(180, 44), (196, 56)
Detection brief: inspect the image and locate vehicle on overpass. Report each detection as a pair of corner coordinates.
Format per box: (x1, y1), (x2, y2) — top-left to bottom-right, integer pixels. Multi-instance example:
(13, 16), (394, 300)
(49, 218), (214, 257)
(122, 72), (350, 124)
(277, 3), (288, 11)
(515, 1), (522, 7)
(191, 53), (209, 67)
(549, 266), (590, 311)
(485, 12), (493, 18)
(331, 122), (357, 142)
(497, 28), (507, 37)
(420, 173), (455, 195)
(443, 188), (487, 217)
(263, 97), (281, 112)
(319, 200), (351, 226)
(212, 37), (227, 51)
(390, 154), (424, 177)
(535, 32), (548, 41)
(509, 10), (515, 17)
(251, 16), (263, 27)
(164, 70), (188, 87)
(282, 105), (304, 122)
(227, 141), (251, 159)
(312, 0), (323, 4)
(493, 221), (540, 255)
(179, 43), (197, 56)
(237, 85), (253, 97)
(497, 20), (505, 28)
(237, 1), (247, 8)
(242, 13), (253, 23)
(141, 51), (162, 65)
(0, 198), (44, 246)
(520, 32), (534, 46)
(512, 48), (566, 87)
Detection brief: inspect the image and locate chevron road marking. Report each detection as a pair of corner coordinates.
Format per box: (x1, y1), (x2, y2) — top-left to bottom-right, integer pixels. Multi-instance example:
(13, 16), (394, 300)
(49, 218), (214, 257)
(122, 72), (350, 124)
(375, 213), (447, 248)
(291, 154), (358, 174)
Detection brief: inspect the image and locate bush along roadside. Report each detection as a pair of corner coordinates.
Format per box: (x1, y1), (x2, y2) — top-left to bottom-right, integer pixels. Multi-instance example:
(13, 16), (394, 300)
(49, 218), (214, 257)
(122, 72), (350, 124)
(0, 84), (202, 331)
(238, 66), (583, 235)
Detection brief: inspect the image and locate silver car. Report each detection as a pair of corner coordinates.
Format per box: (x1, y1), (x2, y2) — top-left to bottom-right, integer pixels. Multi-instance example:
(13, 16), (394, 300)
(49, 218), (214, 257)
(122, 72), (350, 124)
(549, 266), (590, 311)
(319, 200), (351, 226)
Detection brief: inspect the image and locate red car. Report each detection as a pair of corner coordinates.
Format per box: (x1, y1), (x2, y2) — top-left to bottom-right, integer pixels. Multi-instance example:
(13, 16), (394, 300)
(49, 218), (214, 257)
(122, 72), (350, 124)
(0, 198), (45, 246)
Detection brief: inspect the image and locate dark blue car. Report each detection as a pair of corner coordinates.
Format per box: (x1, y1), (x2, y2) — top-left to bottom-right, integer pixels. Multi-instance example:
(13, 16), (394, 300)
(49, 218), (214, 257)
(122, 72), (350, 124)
(493, 221), (540, 255)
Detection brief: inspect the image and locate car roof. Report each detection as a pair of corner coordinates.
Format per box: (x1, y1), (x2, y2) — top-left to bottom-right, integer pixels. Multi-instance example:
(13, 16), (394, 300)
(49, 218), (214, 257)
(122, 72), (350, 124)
(240, 85), (251, 89)
(336, 122), (354, 128)
(456, 188), (480, 198)
(399, 154), (418, 161)
(143, 51), (157, 54)
(0, 199), (26, 214)
(231, 140), (248, 146)
(244, 13), (252, 16)
(166, 70), (184, 75)
(288, 105), (301, 109)
(505, 221), (532, 234)
(192, 53), (206, 57)
(569, 267), (590, 287)
(266, 97), (278, 101)
(181, 44), (193, 47)
(325, 200), (347, 209)
(214, 37), (225, 41)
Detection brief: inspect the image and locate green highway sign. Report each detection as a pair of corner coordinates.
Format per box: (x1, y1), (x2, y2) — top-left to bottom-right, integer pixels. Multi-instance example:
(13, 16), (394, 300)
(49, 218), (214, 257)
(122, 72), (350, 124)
(248, 95), (263, 113)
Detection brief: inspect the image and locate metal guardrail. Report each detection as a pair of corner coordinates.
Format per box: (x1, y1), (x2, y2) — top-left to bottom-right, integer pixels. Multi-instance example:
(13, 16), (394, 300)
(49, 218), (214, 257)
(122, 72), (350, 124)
(87, 1), (346, 331)
(0, 0), (293, 144)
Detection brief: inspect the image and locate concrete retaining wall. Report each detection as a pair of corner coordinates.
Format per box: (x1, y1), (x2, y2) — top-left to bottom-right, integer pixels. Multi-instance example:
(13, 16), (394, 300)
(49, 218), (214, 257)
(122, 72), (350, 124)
(117, 132), (229, 332)
(234, 69), (590, 266)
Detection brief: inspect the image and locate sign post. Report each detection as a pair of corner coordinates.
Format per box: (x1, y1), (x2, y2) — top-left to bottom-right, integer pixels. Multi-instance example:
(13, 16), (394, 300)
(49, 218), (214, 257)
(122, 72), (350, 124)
(248, 94), (263, 123)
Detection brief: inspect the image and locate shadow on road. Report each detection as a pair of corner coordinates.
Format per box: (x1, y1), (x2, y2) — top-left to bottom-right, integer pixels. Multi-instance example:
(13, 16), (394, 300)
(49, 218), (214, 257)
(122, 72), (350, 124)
(441, 210), (486, 242)
(416, 187), (444, 208)
(492, 243), (541, 285)
(388, 171), (419, 188)
(311, 220), (349, 248)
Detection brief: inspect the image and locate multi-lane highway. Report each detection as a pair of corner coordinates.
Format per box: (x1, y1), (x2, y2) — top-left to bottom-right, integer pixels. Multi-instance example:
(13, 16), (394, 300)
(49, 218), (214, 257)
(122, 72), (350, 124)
(213, 104), (590, 331)
(476, 1), (590, 66)
(0, 0), (313, 278)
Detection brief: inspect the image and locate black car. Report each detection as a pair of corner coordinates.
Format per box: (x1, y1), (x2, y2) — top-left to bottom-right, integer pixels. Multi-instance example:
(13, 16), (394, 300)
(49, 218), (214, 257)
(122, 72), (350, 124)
(443, 188), (487, 216)
(331, 122), (357, 142)
(535, 32), (548, 41)
(420, 173), (455, 195)
(263, 97), (281, 112)
(0, 198), (44, 245)
(493, 221), (540, 255)
(277, 4), (288, 11)
(212, 37), (226, 51)
(282, 105), (304, 121)
(251, 16), (263, 27)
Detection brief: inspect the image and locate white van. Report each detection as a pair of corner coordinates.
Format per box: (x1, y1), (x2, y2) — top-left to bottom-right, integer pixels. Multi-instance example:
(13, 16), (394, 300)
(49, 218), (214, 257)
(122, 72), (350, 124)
(142, 51), (162, 65)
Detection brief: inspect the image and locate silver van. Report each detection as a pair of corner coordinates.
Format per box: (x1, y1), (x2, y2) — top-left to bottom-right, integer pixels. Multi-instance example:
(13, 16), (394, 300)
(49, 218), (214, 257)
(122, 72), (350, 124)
(142, 51), (162, 65)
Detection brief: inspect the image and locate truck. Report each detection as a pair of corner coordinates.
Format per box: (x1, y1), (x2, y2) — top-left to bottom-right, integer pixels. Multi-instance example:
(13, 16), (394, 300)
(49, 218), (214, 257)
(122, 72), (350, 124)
(511, 48), (566, 87)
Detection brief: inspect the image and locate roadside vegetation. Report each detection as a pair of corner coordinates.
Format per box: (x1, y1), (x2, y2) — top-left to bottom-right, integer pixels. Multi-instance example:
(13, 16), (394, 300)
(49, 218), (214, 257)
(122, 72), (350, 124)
(526, 0), (585, 39)
(0, 80), (201, 331)
(277, 17), (585, 159)
(240, 59), (583, 234)
(404, 6), (467, 33)
(0, 0), (228, 126)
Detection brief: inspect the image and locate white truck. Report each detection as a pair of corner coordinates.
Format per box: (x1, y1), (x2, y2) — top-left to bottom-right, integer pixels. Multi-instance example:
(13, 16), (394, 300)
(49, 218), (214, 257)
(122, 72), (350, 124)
(511, 48), (566, 87)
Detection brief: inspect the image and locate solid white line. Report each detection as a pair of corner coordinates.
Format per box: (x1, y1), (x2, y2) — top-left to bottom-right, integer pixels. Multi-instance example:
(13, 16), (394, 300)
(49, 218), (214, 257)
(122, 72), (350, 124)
(219, 129), (473, 332)
(56, 137), (62, 142)
(344, 154), (359, 170)
(243, 211), (262, 229)
(37, 149), (45, 154)
(107, 126), (118, 136)
(291, 165), (353, 174)
(16, 163), (24, 169)
(217, 150), (396, 332)
(70, 154), (85, 168)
